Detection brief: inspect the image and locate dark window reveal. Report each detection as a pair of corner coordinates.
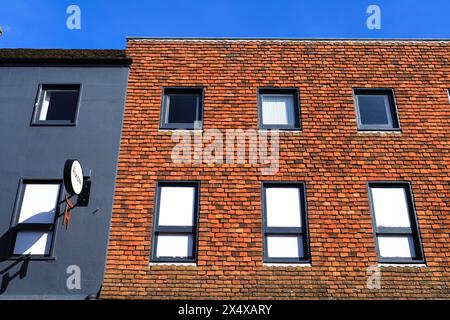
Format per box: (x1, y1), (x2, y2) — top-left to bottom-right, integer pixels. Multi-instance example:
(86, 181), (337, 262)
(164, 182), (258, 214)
(167, 95), (198, 124)
(32, 84), (80, 125)
(354, 89), (400, 131)
(160, 88), (203, 129)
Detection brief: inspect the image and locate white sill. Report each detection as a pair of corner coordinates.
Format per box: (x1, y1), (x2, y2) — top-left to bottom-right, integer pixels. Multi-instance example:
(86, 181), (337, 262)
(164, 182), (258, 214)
(158, 129), (203, 133)
(159, 129), (302, 133)
(263, 263), (311, 267)
(378, 263), (427, 268)
(149, 262), (197, 267)
(258, 129), (302, 133)
(357, 130), (402, 134)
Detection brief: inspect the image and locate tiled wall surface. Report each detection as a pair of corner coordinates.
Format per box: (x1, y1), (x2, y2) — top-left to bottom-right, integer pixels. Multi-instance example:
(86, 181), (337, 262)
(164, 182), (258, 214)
(101, 40), (450, 299)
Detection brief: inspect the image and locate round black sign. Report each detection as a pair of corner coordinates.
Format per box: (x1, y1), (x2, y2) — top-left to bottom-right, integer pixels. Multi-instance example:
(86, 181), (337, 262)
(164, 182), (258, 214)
(64, 159), (84, 195)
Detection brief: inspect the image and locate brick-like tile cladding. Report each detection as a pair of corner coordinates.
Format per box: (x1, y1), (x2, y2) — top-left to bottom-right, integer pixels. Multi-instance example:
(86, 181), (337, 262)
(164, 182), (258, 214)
(101, 40), (450, 299)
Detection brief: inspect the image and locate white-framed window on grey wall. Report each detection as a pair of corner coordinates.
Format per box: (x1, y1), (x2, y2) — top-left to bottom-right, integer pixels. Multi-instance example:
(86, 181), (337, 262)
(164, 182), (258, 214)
(354, 88), (400, 131)
(262, 182), (310, 263)
(368, 182), (424, 264)
(31, 84), (81, 126)
(151, 181), (200, 263)
(258, 88), (301, 130)
(10, 180), (62, 258)
(160, 87), (204, 130)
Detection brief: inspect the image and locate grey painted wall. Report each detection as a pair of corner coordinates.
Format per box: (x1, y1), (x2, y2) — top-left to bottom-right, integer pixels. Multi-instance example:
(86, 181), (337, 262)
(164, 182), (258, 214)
(0, 65), (129, 299)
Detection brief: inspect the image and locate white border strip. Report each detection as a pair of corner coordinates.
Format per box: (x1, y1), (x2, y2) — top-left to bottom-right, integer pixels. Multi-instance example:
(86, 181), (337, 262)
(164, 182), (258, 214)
(127, 37), (450, 44)
(149, 262), (197, 267)
(378, 263), (427, 268)
(263, 263), (312, 267)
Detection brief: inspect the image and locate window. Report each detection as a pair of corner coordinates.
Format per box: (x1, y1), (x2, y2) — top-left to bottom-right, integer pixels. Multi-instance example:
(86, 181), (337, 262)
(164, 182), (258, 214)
(160, 88), (203, 129)
(11, 181), (61, 257)
(258, 88), (300, 130)
(32, 84), (81, 125)
(354, 89), (400, 131)
(151, 182), (199, 262)
(368, 182), (424, 263)
(262, 183), (309, 263)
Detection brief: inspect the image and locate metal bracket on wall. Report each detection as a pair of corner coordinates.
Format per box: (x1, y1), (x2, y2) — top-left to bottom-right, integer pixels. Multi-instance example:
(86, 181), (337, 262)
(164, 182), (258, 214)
(77, 180), (91, 207)
(63, 195), (75, 229)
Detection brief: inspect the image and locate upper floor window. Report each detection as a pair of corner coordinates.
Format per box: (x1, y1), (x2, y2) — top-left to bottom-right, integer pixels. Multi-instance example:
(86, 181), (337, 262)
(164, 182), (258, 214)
(160, 87), (203, 130)
(11, 180), (61, 257)
(354, 89), (400, 131)
(258, 88), (300, 130)
(32, 84), (81, 125)
(151, 182), (200, 263)
(368, 182), (424, 264)
(262, 182), (309, 263)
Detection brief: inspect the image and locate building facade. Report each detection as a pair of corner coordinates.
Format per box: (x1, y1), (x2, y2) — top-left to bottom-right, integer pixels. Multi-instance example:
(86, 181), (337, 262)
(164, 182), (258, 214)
(101, 39), (450, 299)
(0, 50), (130, 299)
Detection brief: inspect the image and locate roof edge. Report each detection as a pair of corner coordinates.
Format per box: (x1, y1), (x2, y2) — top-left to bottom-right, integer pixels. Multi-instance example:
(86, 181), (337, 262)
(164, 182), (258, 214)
(126, 36), (450, 42)
(0, 58), (132, 67)
(0, 49), (132, 66)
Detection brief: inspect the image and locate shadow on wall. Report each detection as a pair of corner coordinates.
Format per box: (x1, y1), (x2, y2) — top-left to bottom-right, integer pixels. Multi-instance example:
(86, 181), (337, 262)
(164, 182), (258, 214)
(0, 229), (30, 294)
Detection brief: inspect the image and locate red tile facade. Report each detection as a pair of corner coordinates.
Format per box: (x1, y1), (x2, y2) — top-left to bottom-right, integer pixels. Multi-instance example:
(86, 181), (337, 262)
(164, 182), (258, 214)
(101, 39), (450, 299)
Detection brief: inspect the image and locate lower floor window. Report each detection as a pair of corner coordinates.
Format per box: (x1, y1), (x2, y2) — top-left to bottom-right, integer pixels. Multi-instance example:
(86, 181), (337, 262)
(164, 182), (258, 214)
(151, 181), (199, 262)
(368, 182), (424, 263)
(11, 181), (61, 257)
(262, 182), (310, 263)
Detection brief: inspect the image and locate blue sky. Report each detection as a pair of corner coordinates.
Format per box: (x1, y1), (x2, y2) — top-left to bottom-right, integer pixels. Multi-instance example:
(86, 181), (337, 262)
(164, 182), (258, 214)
(0, 0), (449, 49)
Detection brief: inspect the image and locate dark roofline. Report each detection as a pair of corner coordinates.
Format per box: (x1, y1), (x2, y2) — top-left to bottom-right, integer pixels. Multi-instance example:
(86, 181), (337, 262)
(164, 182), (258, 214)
(0, 49), (132, 66)
(127, 36), (450, 42)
